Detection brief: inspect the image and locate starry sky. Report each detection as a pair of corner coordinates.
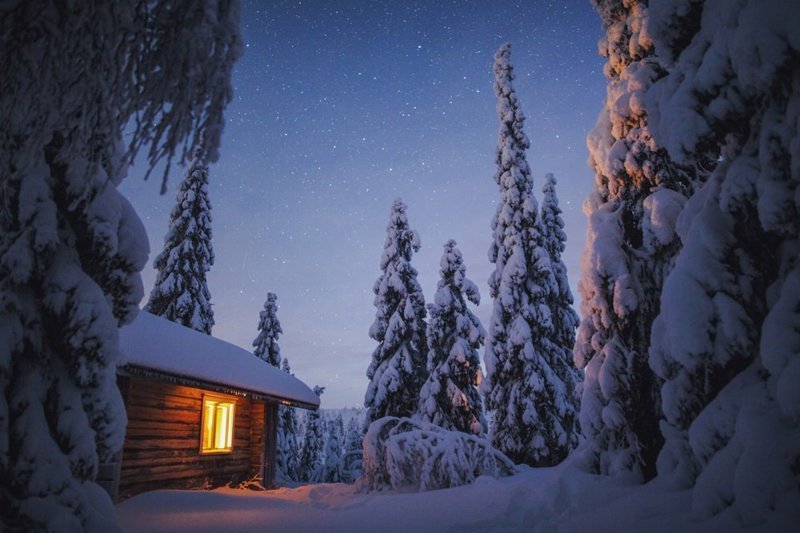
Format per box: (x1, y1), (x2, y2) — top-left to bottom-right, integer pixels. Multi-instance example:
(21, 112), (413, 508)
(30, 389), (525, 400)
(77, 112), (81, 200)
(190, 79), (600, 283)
(120, 0), (606, 408)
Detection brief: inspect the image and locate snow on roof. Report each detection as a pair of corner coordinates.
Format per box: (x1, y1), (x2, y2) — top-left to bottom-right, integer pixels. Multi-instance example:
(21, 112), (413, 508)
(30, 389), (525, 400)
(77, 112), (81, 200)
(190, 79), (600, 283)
(119, 311), (319, 409)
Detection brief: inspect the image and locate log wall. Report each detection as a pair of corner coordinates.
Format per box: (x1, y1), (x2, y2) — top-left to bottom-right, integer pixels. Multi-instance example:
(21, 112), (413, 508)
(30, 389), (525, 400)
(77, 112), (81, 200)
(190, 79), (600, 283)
(263, 402), (279, 488)
(118, 375), (267, 500)
(249, 400), (266, 480)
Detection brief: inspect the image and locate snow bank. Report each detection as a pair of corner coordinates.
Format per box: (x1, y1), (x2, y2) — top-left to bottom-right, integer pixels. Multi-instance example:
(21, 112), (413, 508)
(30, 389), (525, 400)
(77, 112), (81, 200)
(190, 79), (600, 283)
(116, 454), (798, 532)
(119, 311), (319, 408)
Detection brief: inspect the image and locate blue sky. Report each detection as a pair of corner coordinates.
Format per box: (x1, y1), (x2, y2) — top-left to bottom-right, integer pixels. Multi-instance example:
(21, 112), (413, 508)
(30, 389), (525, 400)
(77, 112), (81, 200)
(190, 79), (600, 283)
(121, 0), (606, 408)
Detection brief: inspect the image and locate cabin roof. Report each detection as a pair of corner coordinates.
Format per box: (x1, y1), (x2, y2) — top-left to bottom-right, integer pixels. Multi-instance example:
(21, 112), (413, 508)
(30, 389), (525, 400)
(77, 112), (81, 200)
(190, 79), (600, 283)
(119, 311), (320, 409)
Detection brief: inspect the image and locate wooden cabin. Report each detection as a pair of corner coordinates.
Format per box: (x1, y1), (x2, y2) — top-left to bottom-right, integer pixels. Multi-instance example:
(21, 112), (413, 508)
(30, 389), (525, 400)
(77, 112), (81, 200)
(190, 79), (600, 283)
(100, 311), (319, 501)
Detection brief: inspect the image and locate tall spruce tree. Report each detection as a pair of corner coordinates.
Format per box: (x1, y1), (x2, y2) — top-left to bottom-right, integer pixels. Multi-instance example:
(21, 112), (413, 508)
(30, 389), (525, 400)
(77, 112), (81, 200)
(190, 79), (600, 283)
(418, 240), (487, 435)
(0, 2), (240, 529)
(481, 44), (577, 466)
(276, 358), (301, 482)
(364, 199), (428, 426)
(253, 292), (282, 366)
(575, 0), (690, 480)
(300, 386), (325, 482)
(146, 150), (215, 334)
(539, 174), (580, 355)
(645, 0), (800, 521)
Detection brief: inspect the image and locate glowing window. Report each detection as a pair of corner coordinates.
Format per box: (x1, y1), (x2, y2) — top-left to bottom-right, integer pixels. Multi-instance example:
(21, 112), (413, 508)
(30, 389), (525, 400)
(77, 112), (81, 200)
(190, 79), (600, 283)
(201, 396), (235, 453)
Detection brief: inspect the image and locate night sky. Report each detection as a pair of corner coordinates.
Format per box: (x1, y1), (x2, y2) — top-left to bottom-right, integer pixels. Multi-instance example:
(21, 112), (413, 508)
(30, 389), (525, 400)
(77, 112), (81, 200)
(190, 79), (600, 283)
(120, 0), (606, 408)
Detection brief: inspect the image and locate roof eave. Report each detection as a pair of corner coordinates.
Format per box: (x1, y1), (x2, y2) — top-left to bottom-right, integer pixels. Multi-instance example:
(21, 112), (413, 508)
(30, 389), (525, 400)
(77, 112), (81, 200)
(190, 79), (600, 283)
(118, 364), (319, 410)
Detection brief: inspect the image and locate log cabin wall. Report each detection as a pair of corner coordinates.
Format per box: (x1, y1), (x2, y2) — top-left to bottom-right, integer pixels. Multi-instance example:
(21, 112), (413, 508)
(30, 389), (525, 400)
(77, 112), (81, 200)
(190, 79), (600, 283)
(263, 402), (279, 488)
(249, 400), (266, 481)
(118, 375), (267, 500)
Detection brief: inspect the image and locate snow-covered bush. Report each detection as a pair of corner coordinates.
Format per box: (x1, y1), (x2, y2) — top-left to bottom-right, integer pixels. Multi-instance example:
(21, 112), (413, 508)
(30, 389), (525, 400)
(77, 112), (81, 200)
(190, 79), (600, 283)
(358, 417), (518, 492)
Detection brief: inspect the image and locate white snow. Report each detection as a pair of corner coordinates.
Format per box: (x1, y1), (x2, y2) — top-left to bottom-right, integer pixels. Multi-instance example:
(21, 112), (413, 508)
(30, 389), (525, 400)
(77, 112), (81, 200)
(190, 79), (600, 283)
(359, 417), (515, 492)
(115, 454), (798, 532)
(118, 311), (319, 408)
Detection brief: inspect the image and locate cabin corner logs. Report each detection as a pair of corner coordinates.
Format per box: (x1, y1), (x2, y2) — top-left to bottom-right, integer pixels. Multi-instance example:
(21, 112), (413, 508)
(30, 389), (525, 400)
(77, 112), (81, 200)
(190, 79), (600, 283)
(110, 370), (280, 501)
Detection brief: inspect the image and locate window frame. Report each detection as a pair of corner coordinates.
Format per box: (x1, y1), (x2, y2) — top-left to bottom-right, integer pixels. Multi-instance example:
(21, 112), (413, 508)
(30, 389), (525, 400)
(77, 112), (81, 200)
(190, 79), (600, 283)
(199, 393), (237, 455)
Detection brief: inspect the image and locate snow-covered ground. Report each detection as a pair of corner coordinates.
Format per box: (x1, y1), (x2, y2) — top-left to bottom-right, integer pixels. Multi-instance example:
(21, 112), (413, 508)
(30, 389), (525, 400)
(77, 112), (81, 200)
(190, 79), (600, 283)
(115, 455), (796, 532)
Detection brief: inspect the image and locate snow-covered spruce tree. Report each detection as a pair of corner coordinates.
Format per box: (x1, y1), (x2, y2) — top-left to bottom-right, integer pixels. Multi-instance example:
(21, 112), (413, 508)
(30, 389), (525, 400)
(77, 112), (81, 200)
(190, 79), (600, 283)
(0, 2), (240, 530)
(299, 386), (325, 482)
(418, 240), (487, 435)
(146, 150), (215, 334)
(481, 43), (579, 467)
(364, 199), (428, 425)
(342, 416), (364, 482)
(539, 174), (580, 364)
(646, 0), (800, 522)
(575, 0), (690, 480)
(294, 413), (306, 468)
(316, 419), (344, 483)
(344, 416), (364, 454)
(276, 358), (301, 482)
(252, 295), (298, 481)
(334, 413), (345, 447)
(252, 292), (282, 366)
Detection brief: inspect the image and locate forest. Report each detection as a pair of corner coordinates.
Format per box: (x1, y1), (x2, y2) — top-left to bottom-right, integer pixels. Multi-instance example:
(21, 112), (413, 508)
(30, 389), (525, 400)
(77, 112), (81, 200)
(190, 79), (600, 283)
(1, 0), (797, 531)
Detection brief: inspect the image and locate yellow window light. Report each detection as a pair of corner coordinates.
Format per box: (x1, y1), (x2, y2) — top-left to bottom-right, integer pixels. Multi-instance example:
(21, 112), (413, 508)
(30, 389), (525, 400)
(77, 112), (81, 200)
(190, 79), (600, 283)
(201, 396), (235, 453)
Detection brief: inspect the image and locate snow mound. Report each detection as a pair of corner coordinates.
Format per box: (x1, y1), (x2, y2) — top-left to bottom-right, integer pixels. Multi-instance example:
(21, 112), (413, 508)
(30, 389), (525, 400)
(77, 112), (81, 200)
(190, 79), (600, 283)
(358, 417), (518, 492)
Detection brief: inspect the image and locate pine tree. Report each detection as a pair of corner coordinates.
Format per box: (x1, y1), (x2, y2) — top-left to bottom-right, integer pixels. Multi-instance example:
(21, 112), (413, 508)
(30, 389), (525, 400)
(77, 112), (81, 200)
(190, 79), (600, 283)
(645, 0), (800, 521)
(539, 174), (580, 355)
(299, 386), (325, 482)
(276, 358), (301, 482)
(575, 0), (690, 480)
(364, 199), (428, 425)
(0, 3), (240, 529)
(418, 240), (487, 435)
(252, 293), (282, 366)
(316, 419), (344, 483)
(481, 43), (577, 467)
(146, 151), (215, 334)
